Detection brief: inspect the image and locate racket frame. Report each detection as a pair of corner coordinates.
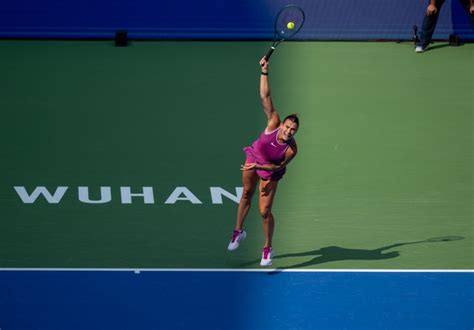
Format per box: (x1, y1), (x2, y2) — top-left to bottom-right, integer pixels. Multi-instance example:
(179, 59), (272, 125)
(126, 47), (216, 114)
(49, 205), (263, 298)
(264, 5), (305, 61)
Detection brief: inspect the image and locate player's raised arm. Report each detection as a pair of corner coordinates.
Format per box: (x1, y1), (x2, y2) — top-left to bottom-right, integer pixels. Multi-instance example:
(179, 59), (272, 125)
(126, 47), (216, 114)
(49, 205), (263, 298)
(259, 57), (280, 131)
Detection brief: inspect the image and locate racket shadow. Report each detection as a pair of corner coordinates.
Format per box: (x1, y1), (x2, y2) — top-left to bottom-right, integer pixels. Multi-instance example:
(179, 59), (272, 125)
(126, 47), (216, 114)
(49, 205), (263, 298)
(240, 236), (464, 270)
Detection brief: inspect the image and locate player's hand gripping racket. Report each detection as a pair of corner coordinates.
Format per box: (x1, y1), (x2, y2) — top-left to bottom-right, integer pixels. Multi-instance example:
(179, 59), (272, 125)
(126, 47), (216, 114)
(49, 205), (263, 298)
(264, 5), (305, 62)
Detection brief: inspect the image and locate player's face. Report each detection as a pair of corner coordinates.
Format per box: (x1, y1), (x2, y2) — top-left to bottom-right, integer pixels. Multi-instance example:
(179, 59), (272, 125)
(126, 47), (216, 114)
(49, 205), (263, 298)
(280, 120), (298, 141)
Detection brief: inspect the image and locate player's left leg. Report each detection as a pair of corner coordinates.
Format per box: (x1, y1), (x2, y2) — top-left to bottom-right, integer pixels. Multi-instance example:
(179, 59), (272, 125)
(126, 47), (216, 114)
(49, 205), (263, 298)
(258, 179), (279, 266)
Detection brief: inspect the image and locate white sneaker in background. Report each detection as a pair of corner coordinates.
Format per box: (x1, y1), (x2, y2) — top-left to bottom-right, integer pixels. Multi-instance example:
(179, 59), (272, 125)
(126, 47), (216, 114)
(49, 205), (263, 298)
(415, 45), (426, 53)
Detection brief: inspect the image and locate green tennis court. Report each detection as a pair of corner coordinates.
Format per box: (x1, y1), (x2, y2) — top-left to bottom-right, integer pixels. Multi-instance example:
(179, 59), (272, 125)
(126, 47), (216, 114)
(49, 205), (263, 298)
(0, 40), (472, 270)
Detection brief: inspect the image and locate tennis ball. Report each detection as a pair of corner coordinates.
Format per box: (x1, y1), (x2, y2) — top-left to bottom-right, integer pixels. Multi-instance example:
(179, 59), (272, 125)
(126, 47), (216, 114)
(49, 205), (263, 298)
(287, 21), (295, 30)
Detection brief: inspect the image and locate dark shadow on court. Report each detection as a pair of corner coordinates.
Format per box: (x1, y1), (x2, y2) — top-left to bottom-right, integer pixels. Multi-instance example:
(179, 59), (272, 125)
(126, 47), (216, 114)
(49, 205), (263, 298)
(240, 236), (464, 270)
(396, 41), (456, 51)
(424, 42), (454, 51)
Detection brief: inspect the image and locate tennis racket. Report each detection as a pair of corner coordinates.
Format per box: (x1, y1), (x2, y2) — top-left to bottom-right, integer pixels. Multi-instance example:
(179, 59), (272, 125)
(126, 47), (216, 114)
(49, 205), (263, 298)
(264, 5), (305, 61)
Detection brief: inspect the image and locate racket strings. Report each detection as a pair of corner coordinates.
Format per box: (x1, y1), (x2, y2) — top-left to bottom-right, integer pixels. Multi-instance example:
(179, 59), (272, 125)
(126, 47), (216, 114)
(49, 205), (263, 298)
(275, 6), (305, 38)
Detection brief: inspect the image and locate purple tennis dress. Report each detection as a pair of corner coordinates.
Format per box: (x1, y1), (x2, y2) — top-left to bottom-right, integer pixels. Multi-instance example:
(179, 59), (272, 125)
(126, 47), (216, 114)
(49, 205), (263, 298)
(244, 127), (291, 181)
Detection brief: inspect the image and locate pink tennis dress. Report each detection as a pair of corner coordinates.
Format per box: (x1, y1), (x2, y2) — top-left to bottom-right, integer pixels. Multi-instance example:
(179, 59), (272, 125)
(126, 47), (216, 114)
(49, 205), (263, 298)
(243, 127), (291, 181)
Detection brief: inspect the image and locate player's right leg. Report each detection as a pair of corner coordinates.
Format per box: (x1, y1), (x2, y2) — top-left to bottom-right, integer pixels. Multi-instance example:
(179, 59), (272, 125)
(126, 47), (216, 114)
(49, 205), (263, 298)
(258, 179), (279, 266)
(228, 167), (259, 251)
(417, 0), (445, 52)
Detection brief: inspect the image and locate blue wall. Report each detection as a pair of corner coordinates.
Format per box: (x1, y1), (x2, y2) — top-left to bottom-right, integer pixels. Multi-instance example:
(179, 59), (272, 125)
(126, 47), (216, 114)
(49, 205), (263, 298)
(1, 0), (473, 40)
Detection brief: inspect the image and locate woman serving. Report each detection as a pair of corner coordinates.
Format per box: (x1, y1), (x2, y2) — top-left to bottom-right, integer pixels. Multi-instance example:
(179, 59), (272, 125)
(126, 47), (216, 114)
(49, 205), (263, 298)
(228, 57), (299, 267)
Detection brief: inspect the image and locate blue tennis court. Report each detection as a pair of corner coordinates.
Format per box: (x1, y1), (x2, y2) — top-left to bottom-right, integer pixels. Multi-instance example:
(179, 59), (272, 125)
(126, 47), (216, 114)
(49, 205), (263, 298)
(1, 269), (472, 329)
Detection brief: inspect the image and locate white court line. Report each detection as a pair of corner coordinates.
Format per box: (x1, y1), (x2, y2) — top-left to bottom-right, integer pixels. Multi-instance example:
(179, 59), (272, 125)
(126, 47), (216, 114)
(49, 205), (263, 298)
(0, 268), (472, 273)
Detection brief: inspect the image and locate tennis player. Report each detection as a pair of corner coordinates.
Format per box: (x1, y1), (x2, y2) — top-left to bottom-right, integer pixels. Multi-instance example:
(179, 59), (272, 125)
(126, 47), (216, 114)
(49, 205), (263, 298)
(227, 57), (299, 267)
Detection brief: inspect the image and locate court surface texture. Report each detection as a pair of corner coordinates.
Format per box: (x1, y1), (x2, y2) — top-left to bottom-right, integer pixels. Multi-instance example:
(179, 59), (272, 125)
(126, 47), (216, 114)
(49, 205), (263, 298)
(1, 40), (473, 329)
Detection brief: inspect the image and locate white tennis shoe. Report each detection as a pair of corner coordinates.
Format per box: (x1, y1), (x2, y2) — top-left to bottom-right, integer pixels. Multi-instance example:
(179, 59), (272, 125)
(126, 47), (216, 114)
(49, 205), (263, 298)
(415, 45), (426, 53)
(260, 247), (273, 267)
(227, 230), (246, 251)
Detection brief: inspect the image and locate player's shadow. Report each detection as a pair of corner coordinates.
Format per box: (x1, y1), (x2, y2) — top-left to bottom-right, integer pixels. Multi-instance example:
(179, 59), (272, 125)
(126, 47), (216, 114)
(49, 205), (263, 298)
(241, 236), (464, 270)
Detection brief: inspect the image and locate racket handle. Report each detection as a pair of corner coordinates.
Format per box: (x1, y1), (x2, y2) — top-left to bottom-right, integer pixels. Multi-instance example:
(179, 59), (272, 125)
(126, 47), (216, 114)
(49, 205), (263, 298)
(264, 46), (275, 62)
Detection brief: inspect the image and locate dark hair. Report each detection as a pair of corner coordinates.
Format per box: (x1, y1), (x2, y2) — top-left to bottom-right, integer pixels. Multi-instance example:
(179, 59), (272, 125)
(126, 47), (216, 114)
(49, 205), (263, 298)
(283, 113), (299, 126)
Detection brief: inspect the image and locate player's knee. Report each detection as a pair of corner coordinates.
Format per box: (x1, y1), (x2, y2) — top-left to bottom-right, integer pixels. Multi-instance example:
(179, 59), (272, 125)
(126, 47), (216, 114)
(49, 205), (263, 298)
(259, 207), (271, 219)
(241, 188), (255, 201)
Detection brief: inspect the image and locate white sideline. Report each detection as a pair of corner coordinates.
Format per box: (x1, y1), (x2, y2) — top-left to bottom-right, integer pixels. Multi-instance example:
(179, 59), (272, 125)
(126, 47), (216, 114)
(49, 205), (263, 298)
(0, 268), (472, 273)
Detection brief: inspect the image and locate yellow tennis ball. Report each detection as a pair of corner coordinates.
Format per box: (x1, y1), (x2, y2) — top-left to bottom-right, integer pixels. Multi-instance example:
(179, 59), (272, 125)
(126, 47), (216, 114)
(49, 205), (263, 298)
(287, 21), (295, 30)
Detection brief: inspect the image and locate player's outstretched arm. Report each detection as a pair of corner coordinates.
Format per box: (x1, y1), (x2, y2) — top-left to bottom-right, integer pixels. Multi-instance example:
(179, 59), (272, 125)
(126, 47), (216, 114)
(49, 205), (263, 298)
(260, 57), (280, 131)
